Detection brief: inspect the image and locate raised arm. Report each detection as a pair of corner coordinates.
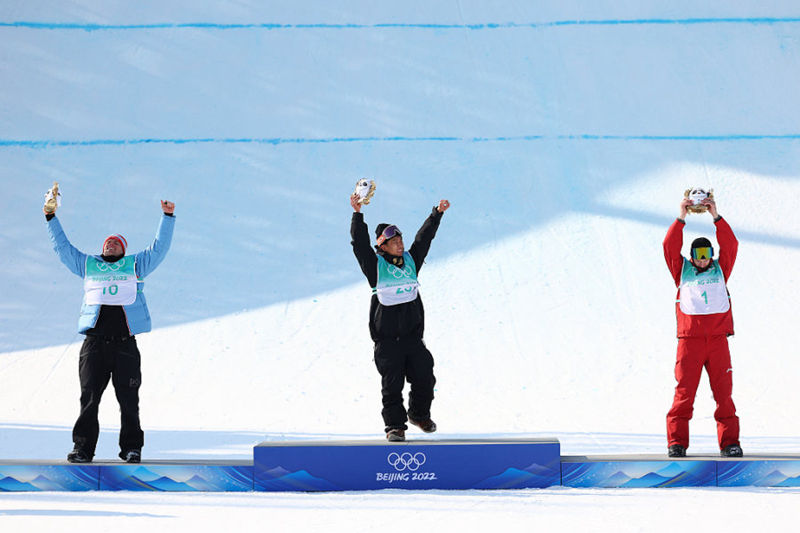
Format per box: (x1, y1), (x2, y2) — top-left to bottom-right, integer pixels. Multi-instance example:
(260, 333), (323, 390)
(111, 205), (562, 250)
(47, 215), (88, 278)
(350, 194), (378, 287)
(663, 198), (691, 286)
(701, 197), (737, 280)
(408, 200), (449, 272)
(714, 217), (738, 281)
(134, 201), (176, 278)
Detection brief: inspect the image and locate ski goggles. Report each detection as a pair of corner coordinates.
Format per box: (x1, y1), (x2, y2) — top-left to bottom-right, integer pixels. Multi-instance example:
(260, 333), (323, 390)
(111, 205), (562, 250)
(376, 225), (402, 246)
(691, 246), (714, 261)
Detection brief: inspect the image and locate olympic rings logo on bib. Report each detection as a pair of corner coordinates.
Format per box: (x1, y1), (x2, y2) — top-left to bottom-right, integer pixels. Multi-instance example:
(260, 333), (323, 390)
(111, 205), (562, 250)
(386, 263), (414, 280)
(94, 258), (127, 272)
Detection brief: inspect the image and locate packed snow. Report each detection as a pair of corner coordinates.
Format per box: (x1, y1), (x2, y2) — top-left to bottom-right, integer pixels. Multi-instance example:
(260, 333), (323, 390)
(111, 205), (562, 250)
(1, 1), (799, 531)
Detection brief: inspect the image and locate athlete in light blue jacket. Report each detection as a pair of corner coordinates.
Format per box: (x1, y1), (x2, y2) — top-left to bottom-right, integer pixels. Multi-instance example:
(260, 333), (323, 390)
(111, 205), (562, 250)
(45, 195), (175, 464)
(47, 209), (175, 335)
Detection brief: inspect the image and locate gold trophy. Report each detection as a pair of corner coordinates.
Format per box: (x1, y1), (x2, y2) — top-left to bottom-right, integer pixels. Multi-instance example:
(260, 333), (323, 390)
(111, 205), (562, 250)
(354, 178), (376, 205)
(43, 181), (60, 214)
(684, 187), (714, 214)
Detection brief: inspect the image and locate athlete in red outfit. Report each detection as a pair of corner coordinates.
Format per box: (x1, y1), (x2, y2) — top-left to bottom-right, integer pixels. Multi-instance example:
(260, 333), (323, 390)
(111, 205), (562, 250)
(663, 196), (743, 458)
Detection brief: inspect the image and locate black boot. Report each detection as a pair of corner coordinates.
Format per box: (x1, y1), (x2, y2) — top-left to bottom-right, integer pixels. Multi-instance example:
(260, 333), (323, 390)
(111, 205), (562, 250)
(721, 444), (743, 457)
(67, 447), (93, 463)
(119, 449), (141, 463)
(668, 444), (687, 458)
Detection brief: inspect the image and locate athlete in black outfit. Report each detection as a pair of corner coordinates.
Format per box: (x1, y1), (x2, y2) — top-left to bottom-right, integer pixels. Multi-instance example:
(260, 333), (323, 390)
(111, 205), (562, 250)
(350, 193), (450, 441)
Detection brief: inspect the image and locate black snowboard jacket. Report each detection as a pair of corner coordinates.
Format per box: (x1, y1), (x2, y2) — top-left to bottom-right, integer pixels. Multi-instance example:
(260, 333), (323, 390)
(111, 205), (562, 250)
(350, 207), (443, 342)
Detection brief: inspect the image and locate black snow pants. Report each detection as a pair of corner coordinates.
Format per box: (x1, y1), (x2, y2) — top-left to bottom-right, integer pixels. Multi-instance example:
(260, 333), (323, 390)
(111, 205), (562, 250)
(373, 338), (436, 431)
(72, 335), (143, 457)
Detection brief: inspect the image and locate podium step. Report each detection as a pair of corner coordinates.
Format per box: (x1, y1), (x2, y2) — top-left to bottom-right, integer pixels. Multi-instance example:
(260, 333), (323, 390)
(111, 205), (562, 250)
(561, 454), (800, 487)
(254, 438), (562, 491)
(0, 460), (253, 491)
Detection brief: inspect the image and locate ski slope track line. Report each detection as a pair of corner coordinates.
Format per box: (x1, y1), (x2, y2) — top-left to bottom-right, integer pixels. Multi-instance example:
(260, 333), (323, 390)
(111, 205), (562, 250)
(3, 17), (800, 31)
(3, 134), (800, 149)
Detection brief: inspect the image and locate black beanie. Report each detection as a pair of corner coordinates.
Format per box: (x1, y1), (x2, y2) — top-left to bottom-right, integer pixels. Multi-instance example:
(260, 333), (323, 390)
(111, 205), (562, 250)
(691, 237), (714, 261)
(375, 223), (391, 239)
(691, 237), (712, 250)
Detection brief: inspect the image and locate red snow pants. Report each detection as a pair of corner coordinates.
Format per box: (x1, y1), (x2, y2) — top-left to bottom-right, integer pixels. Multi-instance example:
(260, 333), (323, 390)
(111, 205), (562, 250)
(667, 335), (740, 450)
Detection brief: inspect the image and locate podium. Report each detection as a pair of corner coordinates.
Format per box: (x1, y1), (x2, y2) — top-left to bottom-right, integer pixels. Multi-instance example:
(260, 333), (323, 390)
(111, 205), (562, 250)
(254, 438), (562, 491)
(3, 442), (800, 491)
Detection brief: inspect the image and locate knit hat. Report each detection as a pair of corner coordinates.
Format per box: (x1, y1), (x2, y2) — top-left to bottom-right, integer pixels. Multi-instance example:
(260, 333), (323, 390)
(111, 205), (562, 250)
(103, 234), (128, 255)
(375, 223), (391, 239)
(375, 224), (403, 247)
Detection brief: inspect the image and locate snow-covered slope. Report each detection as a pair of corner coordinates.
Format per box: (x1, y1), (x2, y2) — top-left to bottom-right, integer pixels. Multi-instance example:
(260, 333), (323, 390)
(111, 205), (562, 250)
(1, 1), (800, 462)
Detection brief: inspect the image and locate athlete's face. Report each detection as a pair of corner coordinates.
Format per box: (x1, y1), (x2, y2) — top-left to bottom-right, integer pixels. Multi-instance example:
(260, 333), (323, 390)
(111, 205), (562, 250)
(380, 235), (404, 256)
(691, 258), (711, 269)
(103, 239), (123, 256)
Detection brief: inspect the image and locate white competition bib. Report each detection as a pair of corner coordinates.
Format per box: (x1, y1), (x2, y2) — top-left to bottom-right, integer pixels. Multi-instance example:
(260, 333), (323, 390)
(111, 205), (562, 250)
(84, 256), (138, 306)
(374, 252), (419, 306)
(678, 259), (730, 315)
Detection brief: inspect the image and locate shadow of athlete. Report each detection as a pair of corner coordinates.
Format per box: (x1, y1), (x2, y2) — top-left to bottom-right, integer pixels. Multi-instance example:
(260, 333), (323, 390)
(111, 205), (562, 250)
(350, 192), (450, 442)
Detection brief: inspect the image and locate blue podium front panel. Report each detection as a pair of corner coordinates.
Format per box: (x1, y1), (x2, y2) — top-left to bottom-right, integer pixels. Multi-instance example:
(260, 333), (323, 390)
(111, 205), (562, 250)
(717, 456), (800, 487)
(561, 456), (717, 488)
(0, 463), (100, 491)
(254, 438), (561, 491)
(99, 462), (254, 491)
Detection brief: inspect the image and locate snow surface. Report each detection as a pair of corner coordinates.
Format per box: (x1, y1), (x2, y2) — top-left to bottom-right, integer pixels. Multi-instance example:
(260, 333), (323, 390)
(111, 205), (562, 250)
(2, 1), (800, 531)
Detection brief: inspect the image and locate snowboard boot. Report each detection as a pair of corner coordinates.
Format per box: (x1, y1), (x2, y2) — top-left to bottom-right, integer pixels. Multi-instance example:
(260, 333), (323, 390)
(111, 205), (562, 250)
(668, 445), (687, 458)
(67, 447), (93, 463)
(721, 444), (743, 458)
(386, 428), (405, 442)
(120, 449), (142, 463)
(408, 417), (437, 433)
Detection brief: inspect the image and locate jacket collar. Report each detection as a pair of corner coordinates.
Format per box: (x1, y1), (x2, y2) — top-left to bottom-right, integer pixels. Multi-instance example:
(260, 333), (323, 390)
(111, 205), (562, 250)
(377, 249), (404, 267)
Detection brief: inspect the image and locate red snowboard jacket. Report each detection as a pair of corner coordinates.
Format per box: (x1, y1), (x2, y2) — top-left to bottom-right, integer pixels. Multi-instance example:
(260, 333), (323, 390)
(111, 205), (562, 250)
(663, 217), (738, 338)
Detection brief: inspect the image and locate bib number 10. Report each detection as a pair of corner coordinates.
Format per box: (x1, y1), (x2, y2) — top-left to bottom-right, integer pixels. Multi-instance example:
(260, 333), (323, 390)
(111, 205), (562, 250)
(103, 284), (119, 296)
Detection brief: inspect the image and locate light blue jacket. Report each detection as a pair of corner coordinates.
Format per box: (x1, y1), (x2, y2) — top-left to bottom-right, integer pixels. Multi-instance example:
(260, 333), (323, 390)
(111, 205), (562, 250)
(47, 214), (175, 335)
